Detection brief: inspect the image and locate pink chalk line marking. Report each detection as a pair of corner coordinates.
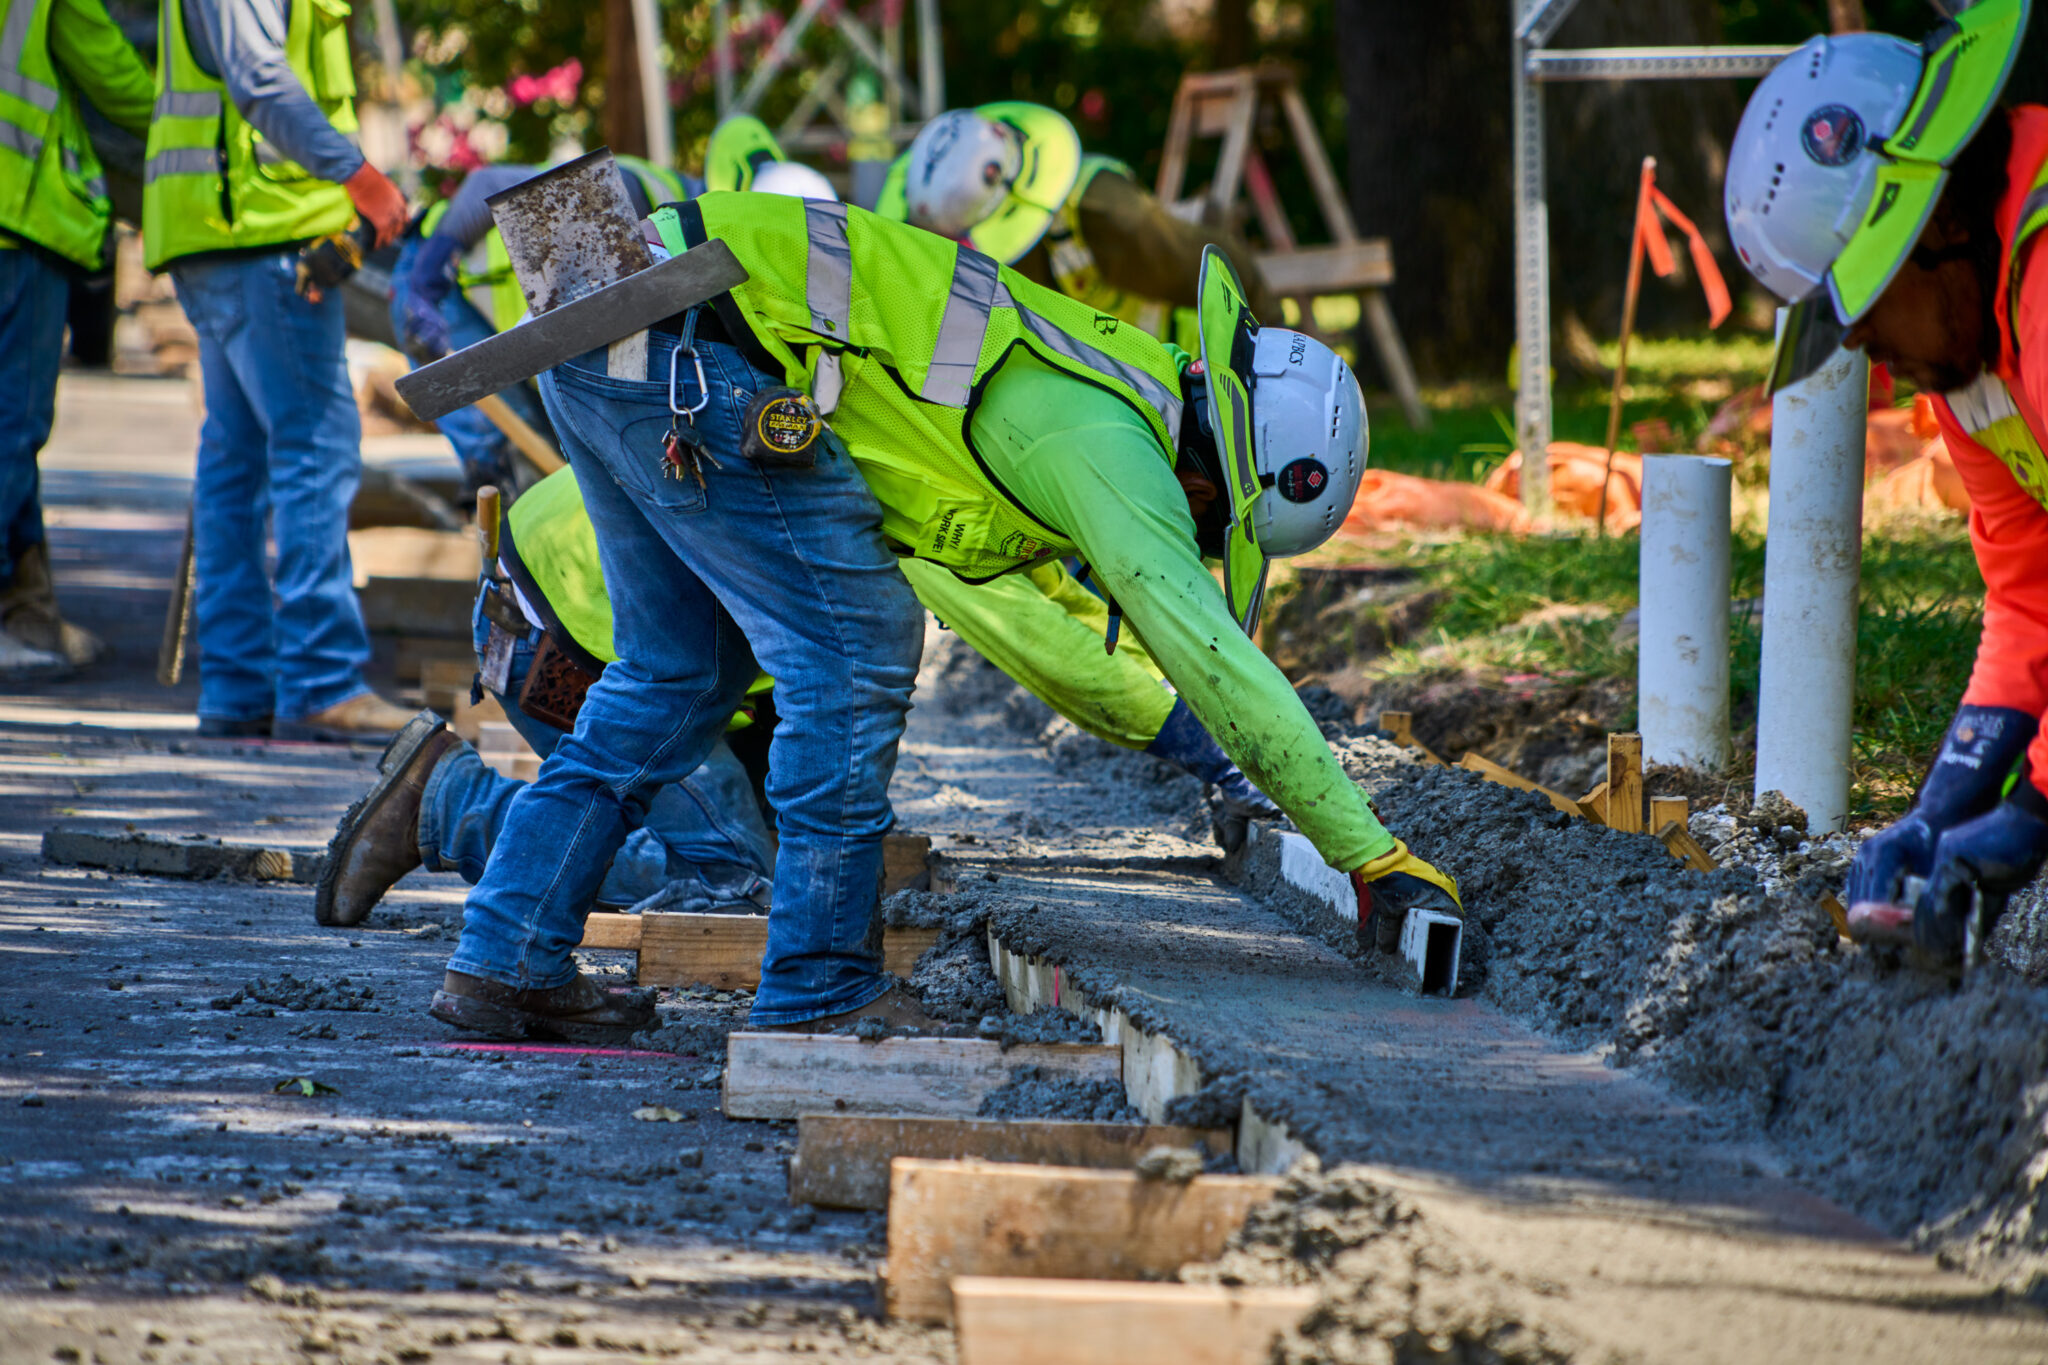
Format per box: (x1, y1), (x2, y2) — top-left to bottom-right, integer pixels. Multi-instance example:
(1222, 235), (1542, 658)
(429, 1041), (683, 1060)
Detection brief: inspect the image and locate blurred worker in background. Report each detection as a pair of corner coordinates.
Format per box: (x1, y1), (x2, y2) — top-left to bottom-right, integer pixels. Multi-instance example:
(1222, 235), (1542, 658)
(0, 0), (152, 677)
(878, 102), (1281, 352)
(391, 154), (684, 497)
(144, 0), (420, 742)
(1726, 0), (2044, 968)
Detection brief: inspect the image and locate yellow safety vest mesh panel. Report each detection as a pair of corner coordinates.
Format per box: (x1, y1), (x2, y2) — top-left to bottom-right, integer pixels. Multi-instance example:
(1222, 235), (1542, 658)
(142, 0), (356, 269)
(1942, 156), (2048, 507)
(1046, 155), (1197, 349)
(652, 191), (1187, 584)
(0, 0), (136, 267)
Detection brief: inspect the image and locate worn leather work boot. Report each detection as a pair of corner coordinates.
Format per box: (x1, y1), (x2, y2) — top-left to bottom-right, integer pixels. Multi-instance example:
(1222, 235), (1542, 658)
(315, 710), (460, 926)
(0, 542), (103, 667)
(429, 969), (659, 1044)
(0, 621), (69, 680)
(277, 690), (422, 744)
(762, 983), (946, 1034)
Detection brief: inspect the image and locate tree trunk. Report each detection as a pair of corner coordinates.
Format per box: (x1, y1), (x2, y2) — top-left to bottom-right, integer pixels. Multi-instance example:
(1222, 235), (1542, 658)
(1212, 0), (1252, 69)
(1827, 0), (1867, 33)
(1333, 0), (1513, 381)
(603, 0), (647, 157)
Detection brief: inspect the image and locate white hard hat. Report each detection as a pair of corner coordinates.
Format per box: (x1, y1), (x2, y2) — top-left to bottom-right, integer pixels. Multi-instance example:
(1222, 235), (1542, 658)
(903, 110), (1022, 240)
(1725, 0), (2031, 324)
(751, 160), (839, 201)
(1247, 327), (1366, 559)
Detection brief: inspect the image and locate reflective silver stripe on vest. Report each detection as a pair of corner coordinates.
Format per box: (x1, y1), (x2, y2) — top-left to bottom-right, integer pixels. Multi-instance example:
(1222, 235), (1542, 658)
(921, 248), (1000, 407)
(154, 88), (220, 120)
(0, 113), (39, 160)
(0, 0), (57, 114)
(994, 282), (1183, 435)
(144, 146), (221, 181)
(804, 200), (851, 335)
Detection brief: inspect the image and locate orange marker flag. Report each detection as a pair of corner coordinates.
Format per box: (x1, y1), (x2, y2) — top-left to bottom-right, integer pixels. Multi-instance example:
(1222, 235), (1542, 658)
(1635, 166), (1732, 329)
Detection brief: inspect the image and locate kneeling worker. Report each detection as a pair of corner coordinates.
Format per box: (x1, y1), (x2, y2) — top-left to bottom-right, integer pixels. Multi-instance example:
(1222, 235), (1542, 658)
(1725, 0), (2042, 966)
(420, 186), (1455, 1042)
(316, 467), (1281, 927)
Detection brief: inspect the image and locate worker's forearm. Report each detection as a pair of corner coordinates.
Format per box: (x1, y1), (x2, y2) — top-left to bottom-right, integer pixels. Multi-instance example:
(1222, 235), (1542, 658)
(190, 0), (362, 183)
(49, 0), (153, 137)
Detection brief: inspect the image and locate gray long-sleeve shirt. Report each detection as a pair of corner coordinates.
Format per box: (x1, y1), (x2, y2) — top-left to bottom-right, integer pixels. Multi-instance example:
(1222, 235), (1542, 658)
(182, 0), (362, 184)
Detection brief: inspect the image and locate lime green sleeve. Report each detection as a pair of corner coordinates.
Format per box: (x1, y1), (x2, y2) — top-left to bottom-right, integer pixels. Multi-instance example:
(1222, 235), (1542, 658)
(967, 351), (1395, 871)
(901, 556), (1174, 751)
(50, 0), (153, 138)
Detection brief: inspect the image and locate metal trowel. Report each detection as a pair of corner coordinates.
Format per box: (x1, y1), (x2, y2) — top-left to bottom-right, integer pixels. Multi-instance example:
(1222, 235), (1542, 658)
(394, 148), (749, 425)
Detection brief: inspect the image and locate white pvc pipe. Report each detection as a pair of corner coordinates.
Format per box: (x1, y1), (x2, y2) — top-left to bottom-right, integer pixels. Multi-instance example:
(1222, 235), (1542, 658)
(1638, 454), (1732, 771)
(1753, 325), (1868, 832)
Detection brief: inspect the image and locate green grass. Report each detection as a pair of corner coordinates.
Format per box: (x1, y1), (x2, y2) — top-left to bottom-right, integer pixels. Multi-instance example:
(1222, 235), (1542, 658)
(1359, 523), (1980, 821)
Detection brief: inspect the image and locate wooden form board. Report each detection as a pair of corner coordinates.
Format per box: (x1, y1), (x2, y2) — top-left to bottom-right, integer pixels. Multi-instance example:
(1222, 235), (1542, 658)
(1606, 733), (1644, 833)
(952, 1278), (1316, 1365)
(574, 912), (938, 985)
(789, 1114), (1233, 1211)
(724, 1035), (1121, 1121)
(1458, 753), (1578, 815)
(883, 1159), (1283, 1323)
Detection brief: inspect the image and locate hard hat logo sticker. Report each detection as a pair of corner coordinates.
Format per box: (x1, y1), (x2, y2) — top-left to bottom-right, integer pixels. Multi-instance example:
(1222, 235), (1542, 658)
(1800, 105), (1865, 167)
(1276, 457), (1329, 504)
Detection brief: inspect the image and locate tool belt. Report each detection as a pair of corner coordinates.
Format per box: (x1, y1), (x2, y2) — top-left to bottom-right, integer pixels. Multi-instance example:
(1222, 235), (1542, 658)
(517, 632), (604, 732)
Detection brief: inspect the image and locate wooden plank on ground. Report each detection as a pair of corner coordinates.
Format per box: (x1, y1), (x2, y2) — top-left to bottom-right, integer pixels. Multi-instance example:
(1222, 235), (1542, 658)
(42, 828), (322, 883)
(637, 915), (940, 988)
(1378, 710), (1445, 766)
(952, 1277), (1316, 1365)
(450, 689), (506, 744)
(580, 913), (642, 950)
(419, 658), (474, 713)
(724, 1037), (1121, 1122)
(1654, 821), (1717, 873)
(347, 526), (479, 586)
(361, 576), (476, 638)
(1606, 733), (1644, 833)
(1458, 753), (1580, 815)
(883, 833), (933, 895)
(790, 1115), (1234, 1210)
(883, 1159), (1283, 1323)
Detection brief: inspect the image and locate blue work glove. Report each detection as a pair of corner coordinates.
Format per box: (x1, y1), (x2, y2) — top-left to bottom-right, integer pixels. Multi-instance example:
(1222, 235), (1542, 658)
(1914, 790), (2048, 969)
(400, 232), (463, 362)
(1845, 704), (2035, 943)
(1145, 698), (1280, 851)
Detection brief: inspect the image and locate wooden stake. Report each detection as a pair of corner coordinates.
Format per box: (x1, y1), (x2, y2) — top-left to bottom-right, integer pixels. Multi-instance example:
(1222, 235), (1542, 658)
(1654, 820), (1716, 872)
(1598, 158), (1657, 534)
(790, 1115), (1232, 1211)
(1576, 780), (1609, 825)
(1821, 890), (1852, 938)
(1649, 795), (1689, 833)
(952, 1278), (1316, 1365)
(1606, 734), (1644, 833)
(882, 1159), (1282, 1323)
(1379, 710), (1446, 766)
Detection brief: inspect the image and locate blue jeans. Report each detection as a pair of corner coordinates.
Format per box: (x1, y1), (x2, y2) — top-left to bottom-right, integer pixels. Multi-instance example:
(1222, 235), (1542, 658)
(446, 330), (924, 1025)
(0, 248), (69, 583)
(417, 604), (775, 908)
(171, 250), (372, 723)
(388, 239), (549, 492)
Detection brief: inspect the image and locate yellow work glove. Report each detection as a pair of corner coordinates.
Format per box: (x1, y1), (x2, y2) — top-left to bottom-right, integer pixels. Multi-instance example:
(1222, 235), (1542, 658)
(1347, 838), (1460, 955)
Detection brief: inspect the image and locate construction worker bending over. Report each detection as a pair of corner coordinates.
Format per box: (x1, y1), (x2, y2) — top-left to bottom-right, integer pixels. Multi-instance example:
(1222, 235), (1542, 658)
(700, 113), (838, 200)
(315, 467), (1279, 927)
(879, 102), (1281, 353)
(392, 155), (684, 496)
(0, 0), (152, 677)
(415, 189), (1454, 1043)
(1726, 0), (2044, 968)
(144, 0), (417, 742)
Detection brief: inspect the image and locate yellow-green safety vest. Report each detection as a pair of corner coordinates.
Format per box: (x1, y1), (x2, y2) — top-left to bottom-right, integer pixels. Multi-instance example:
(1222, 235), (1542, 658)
(142, 0), (357, 269)
(0, 0), (143, 268)
(653, 191), (1187, 584)
(1044, 155), (1201, 353)
(421, 155), (687, 333)
(1941, 154), (2048, 505)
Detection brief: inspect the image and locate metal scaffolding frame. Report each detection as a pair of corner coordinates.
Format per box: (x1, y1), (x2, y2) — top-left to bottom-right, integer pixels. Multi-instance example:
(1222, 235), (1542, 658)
(1510, 0), (1792, 511)
(712, 0), (945, 156)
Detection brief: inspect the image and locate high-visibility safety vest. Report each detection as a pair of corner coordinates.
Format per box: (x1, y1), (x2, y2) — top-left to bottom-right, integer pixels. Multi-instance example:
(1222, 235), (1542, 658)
(0, 0), (143, 268)
(1044, 155), (1200, 352)
(652, 192), (1186, 585)
(1936, 121), (2048, 506)
(141, 0), (358, 270)
(421, 155), (687, 333)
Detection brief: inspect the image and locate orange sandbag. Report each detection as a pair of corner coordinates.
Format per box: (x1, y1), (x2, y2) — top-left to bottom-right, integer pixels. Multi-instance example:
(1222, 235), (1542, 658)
(1484, 442), (1644, 532)
(1864, 406), (1923, 478)
(1342, 469), (1531, 534)
(1865, 437), (1970, 516)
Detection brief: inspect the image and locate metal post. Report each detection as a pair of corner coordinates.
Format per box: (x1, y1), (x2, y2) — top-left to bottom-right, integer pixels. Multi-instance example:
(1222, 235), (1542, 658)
(628, 0), (673, 169)
(1511, 18), (1552, 514)
(917, 0), (944, 119)
(1754, 322), (1867, 832)
(714, 0), (733, 116)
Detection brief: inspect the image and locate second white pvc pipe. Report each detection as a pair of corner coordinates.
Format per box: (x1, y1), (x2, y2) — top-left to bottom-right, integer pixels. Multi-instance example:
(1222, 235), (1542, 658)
(1753, 334), (1869, 833)
(1639, 455), (1733, 772)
